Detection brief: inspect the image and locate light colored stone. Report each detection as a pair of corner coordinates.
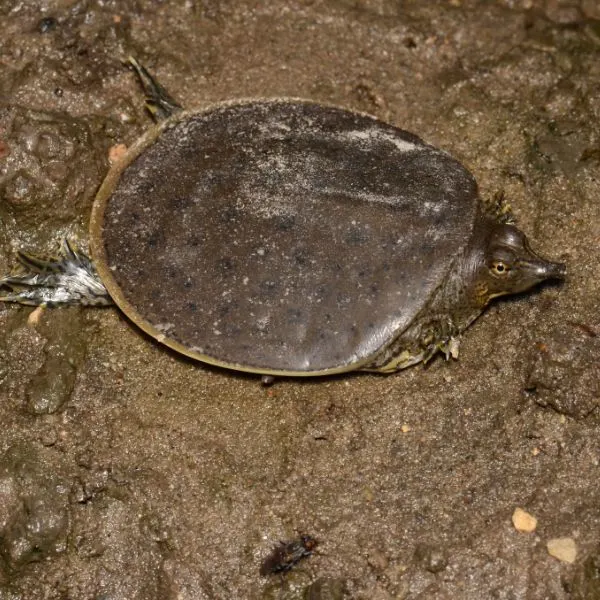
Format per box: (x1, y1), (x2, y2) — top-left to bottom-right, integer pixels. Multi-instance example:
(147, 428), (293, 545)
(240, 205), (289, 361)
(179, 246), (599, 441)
(547, 537), (577, 563)
(582, 0), (600, 20)
(27, 305), (45, 327)
(367, 549), (389, 571)
(512, 507), (537, 533)
(108, 143), (128, 165)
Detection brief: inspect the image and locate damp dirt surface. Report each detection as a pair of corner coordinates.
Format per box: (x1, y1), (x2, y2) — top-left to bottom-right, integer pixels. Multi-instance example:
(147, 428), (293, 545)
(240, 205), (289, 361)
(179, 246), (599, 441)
(0, 1), (599, 599)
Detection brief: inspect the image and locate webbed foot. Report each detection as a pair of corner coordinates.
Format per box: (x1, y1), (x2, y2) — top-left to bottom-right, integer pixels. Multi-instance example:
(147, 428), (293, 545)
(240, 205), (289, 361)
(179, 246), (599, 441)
(421, 318), (461, 364)
(127, 56), (183, 122)
(425, 335), (460, 363)
(483, 190), (515, 224)
(0, 239), (112, 307)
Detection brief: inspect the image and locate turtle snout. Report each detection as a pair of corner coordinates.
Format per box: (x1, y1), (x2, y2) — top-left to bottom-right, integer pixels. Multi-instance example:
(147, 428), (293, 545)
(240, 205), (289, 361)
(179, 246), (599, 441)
(524, 257), (567, 282)
(510, 254), (567, 296)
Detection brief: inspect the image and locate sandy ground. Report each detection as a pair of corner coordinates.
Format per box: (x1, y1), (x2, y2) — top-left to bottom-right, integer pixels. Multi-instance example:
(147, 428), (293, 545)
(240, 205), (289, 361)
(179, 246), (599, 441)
(1, 1), (599, 598)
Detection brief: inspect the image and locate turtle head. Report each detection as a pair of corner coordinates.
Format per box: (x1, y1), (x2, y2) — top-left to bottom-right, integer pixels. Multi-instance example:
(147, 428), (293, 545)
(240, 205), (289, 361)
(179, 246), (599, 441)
(470, 220), (566, 305)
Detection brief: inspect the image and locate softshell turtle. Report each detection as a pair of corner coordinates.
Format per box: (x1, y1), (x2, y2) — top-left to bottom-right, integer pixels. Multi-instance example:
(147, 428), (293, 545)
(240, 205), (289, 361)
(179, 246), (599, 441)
(0, 60), (566, 376)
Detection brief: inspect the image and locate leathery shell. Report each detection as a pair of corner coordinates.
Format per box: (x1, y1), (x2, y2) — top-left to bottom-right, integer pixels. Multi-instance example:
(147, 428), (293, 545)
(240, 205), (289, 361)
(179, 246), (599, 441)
(90, 100), (478, 375)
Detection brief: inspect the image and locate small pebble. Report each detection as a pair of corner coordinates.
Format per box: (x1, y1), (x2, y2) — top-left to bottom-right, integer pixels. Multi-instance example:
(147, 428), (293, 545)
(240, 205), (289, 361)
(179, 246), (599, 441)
(512, 507), (537, 533)
(363, 487), (375, 502)
(414, 543), (448, 573)
(583, 0), (600, 19)
(367, 549), (389, 571)
(39, 427), (58, 447)
(261, 375), (275, 386)
(401, 424), (411, 433)
(547, 537), (577, 563)
(0, 139), (10, 159)
(108, 143), (128, 164)
(544, 0), (583, 24)
(27, 305), (45, 327)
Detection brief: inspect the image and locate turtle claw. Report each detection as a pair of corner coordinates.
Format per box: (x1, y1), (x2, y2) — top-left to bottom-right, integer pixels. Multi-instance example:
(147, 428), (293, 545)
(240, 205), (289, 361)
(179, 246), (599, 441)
(484, 190), (515, 224)
(0, 240), (112, 307)
(438, 336), (460, 361)
(421, 318), (461, 364)
(127, 56), (183, 122)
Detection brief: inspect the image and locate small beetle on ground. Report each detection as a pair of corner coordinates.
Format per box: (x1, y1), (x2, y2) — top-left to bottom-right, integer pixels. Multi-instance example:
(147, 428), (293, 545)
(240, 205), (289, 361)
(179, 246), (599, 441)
(260, 534), (319, 576)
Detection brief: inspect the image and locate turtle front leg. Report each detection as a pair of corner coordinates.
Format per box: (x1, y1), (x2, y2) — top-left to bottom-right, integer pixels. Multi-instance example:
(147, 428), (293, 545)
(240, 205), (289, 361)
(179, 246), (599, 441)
(421, 316), (461, 364)
(0, 239), (112, 306)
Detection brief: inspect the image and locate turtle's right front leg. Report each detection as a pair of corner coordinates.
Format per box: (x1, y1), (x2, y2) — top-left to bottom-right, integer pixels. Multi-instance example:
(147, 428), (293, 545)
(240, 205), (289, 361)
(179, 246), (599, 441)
(0, 239), (112, 307)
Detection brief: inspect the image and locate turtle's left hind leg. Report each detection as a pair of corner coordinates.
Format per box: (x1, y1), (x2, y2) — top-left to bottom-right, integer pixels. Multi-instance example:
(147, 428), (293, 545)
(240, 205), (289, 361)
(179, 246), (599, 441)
(127, 56), (183, 122)
(0, 239), (112, 307)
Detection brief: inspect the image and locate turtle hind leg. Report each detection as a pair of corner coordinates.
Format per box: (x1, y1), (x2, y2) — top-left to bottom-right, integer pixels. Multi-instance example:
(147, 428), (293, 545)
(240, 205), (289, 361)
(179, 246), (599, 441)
(127, 56), (183, 122)
(0, 239), (112, 307)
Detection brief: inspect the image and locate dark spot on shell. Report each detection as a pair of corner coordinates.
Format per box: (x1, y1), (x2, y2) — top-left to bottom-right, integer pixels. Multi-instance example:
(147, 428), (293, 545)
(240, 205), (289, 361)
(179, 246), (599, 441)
(218, 257), (235, 274)
(259, 280), (278, 295)
(221, 206), (240, 223)
(395, 272), (408, 285)
(275, 215), (296, 231)
(344, 226), (370, 246)
(218, 303), (234, 317)
(294, 250), (309, 265)
(336, 292), (351, 306)
(146, 233), (161, 248)
(287, 308), (303, 324)
(314, 285), (327, 301)
(172, 196), (192, 210)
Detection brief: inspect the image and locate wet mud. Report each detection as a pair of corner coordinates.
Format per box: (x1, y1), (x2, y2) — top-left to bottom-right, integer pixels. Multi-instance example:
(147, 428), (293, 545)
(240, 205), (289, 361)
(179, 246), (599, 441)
(1, 1), (599, 598)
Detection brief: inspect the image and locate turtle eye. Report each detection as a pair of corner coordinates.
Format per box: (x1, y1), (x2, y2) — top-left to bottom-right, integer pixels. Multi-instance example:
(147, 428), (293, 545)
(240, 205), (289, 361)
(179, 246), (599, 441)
(490, 260), (511, 277)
